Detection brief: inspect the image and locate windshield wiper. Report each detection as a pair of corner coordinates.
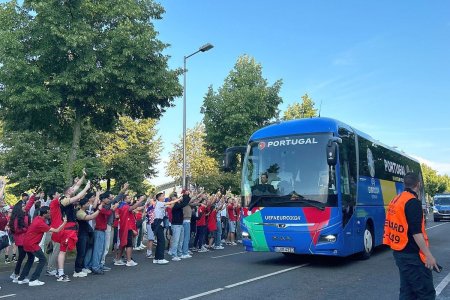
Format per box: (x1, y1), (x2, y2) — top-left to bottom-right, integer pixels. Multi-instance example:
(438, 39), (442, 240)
(277, 199), (326, 211)
(248, 194), (284, 210)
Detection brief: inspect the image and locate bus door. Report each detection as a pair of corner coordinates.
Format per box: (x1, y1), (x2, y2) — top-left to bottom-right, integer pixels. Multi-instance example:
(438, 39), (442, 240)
(338, 128), (358, 254)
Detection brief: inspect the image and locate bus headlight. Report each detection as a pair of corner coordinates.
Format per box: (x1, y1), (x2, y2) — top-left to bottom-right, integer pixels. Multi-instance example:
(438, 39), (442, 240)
(318, 234), (337, 243)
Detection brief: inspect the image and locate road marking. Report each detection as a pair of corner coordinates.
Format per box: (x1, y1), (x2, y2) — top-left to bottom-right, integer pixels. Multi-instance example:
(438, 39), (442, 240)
(180, 288), (224, 300)
(435, 271), (450, 296)
(224, 264), (309, 288)
(211, 251), (246, 259)
(0, 295), (16, 299)
(180, 264), (309, 299)
(426, 223), (448, 230)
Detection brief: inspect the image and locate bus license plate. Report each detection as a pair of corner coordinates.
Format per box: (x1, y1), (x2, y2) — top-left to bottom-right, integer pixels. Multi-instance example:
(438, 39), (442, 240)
(274, 247), (294, 253)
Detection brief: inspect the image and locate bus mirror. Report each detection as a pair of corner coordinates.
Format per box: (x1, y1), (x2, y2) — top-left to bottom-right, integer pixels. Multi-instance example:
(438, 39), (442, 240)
(327, 138), (341, 166)
(223, 146), (247, 172)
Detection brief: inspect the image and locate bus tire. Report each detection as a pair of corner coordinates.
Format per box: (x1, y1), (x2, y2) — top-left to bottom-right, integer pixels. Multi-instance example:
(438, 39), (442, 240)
(358, 223), (374, 260)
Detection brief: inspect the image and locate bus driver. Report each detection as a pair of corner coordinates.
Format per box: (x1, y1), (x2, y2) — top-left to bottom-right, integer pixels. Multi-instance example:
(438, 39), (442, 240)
(251, 173), (276, 195)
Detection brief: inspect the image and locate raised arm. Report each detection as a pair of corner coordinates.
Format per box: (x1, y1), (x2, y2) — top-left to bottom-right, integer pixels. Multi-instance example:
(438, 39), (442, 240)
(69, 181), (91, 203)
(71, 168), (87, 193)
(0, 178), (6, 200)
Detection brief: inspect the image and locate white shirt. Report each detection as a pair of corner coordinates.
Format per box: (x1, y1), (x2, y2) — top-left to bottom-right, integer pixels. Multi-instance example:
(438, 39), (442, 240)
(154, 201), (166, 219)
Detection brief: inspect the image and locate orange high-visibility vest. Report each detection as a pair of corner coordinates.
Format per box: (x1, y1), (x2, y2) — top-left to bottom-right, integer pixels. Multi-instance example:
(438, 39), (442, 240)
(383, 191), (429, 264)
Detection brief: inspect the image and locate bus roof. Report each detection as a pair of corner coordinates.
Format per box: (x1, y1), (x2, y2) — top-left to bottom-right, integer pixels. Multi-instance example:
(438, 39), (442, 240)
(249, 117), (418, 163)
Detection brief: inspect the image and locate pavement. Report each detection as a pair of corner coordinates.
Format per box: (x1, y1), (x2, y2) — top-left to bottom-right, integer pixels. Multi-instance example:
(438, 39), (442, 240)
(0, 213), (449, 300)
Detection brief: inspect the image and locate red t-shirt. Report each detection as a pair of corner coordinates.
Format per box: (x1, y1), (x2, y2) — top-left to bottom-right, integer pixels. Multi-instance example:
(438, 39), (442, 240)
(135, 212), (143, 221)
(227, 204), (237, 222)
(0, 212), (8, 231)
(23, 216), (50, 252)
(207, 209), (217, 232)
(95, 208), (113, 231)
(118, 205), (137, 232)
(50, 197), (62, 228)
(196, 205), (206, 226)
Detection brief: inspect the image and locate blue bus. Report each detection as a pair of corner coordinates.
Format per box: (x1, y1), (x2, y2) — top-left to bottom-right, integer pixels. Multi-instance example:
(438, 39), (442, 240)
(225, 117), (424, 258)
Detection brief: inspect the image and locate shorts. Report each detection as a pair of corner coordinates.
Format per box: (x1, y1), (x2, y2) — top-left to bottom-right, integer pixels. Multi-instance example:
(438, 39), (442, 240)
(208, 230), (217, 239)
(59, 229), (78, 252)
(146, 224), (155, 241)
(228, 221), (237, 233)
(126, 230), (133, 248)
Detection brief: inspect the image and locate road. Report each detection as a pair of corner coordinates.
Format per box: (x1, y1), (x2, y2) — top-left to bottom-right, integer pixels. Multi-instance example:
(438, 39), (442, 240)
(1, 215), (449, 300)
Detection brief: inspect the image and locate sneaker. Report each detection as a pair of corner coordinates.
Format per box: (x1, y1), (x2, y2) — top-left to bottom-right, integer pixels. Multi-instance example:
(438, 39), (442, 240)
(46, 270), (57, 277)
(73, 272), (87, 278)
(10, 273), (17, 280)
(133, 247), (139, 251)
(114, 260), (126, 266)
(126, 260), (138, 267)
(34, 257), (39, 262)
(237, 240), (242, 244)
(18, 278), (30, 284)
(231, 242), (237, 246)
(180, 254), (192, 259)
(146, 254), (154, 259)
(197, 248), (208, 253)
(172, 256), (181, 261)
(91, 269), (105, 275)
(153, 259), (160, 264)
(214, 246), (225, 250)
(101, 266), (111, 272)
(188, 251), (193, 255)
(157, 259), (169, 264)
(5, 258), (10, 264)
(221, 239), (226, 243)
(12, 256), (17, 262)
(82, 268), (92, 274)
(29, 280), (45, 287)
(56, 274), (71, 282)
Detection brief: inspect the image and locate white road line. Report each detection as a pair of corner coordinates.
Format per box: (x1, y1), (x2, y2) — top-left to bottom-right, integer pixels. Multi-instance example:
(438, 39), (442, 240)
(180, 288), (224, 300)
(180, 264), (309, 299)
(211, 251), (246, 259)
(0, 294), (16, 299)
(224, 264), (309, 288)
(426, 223), (448, 230)
(435, 271), (450, 296)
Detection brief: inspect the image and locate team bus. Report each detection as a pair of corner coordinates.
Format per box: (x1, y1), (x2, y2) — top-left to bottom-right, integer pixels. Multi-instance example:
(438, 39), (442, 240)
(224, 117), (424, 259)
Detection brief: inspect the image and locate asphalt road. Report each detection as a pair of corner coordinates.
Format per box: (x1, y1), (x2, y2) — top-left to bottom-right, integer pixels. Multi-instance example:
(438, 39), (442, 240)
(1, 215), (449, 300)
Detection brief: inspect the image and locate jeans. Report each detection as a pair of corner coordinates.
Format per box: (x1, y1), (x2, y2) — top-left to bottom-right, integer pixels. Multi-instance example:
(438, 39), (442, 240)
(84, 243), (93, 269)
(14, 246), (27, 275)
(182, 221), (191, 255)
(169, 225), (184, 257)
(393, 251), (435, 300)
(91, 230), (106, 271)
(19, 249), (46, 281)
(47, 241), (60, 271)
(154, 224), (165, 260)
(215, 220), (222, 247)
(221, 217), (228, 240)
(101, 225), (111, 265)
(75, 233), (89, 273)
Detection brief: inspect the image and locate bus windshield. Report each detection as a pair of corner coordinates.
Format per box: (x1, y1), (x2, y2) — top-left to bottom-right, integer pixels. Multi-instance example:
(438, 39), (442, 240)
(241, 133), (338, 209)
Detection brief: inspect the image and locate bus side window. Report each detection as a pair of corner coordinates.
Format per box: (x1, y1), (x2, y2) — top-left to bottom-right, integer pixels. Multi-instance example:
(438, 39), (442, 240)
(338, 128), (357, 227)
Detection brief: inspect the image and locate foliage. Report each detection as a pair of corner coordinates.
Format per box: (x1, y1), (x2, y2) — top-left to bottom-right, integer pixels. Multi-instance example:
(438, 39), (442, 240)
(0, 0), (182, 183)
(202, 55), (283, 159)
(196, 171), (241, 195)
(282, 93), (318, 120)
(421, 163), (448, 197)
(166, 123), (219, 184)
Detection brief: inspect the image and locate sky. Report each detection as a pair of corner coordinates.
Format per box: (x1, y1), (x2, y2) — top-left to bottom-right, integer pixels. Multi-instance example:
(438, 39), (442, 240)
(150, 1), (450, 186)
(2, 1), (449, 186)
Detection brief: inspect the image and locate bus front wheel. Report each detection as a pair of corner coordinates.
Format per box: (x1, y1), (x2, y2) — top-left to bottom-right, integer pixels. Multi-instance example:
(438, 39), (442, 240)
(358, 224), (374, 260)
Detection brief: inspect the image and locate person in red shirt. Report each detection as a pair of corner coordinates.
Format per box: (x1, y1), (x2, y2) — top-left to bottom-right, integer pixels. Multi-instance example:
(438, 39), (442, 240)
(194, 199), (208, 252)
(9, 193), (36, 283)
(227, 198), (238, 246)
(114, 193), (145, 267)
(18, 207), (66, 287)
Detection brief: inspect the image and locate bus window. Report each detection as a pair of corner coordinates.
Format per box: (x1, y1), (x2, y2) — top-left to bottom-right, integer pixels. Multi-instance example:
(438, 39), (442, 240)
(339, 128), (357, 226)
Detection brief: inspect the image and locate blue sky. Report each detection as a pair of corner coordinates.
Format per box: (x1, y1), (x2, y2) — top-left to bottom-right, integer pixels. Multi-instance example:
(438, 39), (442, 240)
(151, 1), (450, 185)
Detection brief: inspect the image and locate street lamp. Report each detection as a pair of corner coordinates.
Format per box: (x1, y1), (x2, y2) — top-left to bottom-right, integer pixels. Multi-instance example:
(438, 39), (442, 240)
(183, 43), (214, 188)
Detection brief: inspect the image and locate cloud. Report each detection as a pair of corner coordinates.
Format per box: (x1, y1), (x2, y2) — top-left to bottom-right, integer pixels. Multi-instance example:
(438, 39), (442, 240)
(411, 155), (450, 176)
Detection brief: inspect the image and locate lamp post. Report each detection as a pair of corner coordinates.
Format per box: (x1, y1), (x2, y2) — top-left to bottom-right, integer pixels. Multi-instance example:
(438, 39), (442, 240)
(183, 43), (214, 189)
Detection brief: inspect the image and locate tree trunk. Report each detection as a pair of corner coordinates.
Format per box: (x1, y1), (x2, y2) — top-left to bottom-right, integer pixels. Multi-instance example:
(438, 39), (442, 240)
(66, 111), (82, 185)
(107, 178), (111, 191)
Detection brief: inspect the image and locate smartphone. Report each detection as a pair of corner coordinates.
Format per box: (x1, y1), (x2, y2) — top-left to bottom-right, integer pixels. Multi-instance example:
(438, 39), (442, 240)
(434, 264), (443, 273)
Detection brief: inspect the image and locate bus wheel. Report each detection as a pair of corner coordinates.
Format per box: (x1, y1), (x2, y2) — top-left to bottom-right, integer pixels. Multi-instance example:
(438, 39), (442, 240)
(358, 224), (374, 260)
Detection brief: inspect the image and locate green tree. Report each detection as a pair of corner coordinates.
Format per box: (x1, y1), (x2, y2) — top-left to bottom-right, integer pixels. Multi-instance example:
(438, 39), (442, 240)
(166, 123), (219, 185)
(422, 163), (448, 197)
(0, 0), (182, 184)
(100, 116), (161, 193)
(202, 55), (282, 159)
(282, 93), (318, 120)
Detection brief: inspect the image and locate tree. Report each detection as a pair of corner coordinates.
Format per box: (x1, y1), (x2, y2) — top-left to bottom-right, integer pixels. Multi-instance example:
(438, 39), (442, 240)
(166, 123), (219, 185)
(422, 164), (448, 197)
(0, 0), (182, 184)
(202, 55), (282, 159)
(100, 116), (161, 193)
(282, 93), (318, 120)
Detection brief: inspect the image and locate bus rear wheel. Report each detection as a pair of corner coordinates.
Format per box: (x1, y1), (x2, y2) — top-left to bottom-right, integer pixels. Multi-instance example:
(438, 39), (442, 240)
(358, 224), (374, 260)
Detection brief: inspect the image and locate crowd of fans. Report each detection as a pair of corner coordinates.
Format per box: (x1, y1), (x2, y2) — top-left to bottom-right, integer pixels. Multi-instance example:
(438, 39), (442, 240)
(0, 173), (242, 288)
